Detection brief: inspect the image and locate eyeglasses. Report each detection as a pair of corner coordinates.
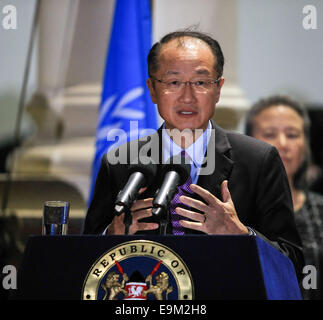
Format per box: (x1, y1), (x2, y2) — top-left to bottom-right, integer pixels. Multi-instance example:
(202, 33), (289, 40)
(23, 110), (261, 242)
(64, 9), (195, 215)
(150, 76), (222, 93)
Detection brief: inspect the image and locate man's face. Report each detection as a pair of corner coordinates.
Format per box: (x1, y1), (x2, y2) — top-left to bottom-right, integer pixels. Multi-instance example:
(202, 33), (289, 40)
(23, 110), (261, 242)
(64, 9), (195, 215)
(147, 37), (224, 131)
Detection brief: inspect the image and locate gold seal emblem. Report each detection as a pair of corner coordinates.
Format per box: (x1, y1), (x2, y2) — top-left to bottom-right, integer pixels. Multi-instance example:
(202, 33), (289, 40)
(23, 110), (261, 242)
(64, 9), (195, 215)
(82, 240), (194, 300)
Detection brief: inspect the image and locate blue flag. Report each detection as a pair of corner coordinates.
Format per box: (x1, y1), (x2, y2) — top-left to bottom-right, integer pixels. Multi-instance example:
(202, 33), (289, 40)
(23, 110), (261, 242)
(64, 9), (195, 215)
(88, 0), (157, 204)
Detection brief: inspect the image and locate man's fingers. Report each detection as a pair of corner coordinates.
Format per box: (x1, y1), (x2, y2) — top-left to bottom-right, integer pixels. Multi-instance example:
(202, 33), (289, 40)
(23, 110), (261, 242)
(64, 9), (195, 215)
(189, 184), (222, 206)
(133, 208), (153, 221)
(131, 198), (153, 212)
(175, 206), (205, 223)
(179, 219), (204, 232)
(221, 180), (231, 203)
(176, 207), (206, 233)
(130, 207), (159, 233)
(179, 195), (208, 212)
(138, 187), (147, 195)
(136, 222), (159, 231)
(110, 205), (158, 235)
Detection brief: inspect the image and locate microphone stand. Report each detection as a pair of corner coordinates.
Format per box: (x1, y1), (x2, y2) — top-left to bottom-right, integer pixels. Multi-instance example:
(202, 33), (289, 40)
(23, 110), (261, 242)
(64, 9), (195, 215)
(114, 204), (132, 235)
(161, 205), (170, 236)
(153, 205), (169, 236)
(159, 216), (168, 235)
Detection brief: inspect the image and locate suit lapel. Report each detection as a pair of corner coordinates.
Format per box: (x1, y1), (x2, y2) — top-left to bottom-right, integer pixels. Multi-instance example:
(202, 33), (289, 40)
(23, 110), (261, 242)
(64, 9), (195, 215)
(196, 120), (234, 200)
(137, 126), (164, 197)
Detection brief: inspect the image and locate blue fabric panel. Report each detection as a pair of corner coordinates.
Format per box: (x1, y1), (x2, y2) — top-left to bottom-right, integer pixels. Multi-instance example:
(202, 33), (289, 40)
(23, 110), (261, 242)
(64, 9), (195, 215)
(256, 236), (302, 300)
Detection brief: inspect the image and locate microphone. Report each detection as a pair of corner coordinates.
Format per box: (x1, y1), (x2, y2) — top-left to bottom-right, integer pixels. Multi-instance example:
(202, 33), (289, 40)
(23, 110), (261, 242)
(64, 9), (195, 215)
(114, 157), (157, 215)
(152, 154), (191, 218)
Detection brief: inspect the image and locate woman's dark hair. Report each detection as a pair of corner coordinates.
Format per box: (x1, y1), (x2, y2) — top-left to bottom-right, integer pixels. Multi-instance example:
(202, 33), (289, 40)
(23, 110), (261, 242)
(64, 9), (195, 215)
(245, 95), (311, 190)
(147, 29), (224, 79)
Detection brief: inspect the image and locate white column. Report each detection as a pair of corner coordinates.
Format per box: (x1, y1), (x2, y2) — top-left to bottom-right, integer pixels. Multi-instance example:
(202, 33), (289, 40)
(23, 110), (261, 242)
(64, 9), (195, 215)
(37, 0), (80, 114)
(33, 0), (115, 140)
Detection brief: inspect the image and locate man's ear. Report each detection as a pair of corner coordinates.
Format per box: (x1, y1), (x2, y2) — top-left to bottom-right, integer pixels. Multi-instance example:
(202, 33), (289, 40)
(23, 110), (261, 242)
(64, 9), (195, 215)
(146, 78), (157, 104)
(215, 77), (225, 103)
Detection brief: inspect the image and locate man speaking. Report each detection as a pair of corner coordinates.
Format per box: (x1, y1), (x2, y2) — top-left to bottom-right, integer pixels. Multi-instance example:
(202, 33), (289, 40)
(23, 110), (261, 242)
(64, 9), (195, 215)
(83, 31), (304, 277)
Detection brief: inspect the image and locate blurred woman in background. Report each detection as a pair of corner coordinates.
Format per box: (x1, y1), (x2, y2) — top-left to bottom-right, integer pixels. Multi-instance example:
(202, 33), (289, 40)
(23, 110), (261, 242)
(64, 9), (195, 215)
(245, 95), (323, 300)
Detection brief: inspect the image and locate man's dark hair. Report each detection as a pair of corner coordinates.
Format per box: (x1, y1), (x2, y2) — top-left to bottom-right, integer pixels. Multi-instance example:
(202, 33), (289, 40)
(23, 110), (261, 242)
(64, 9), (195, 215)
(245, 95), (311, 190)
(147, 30), (224, 79)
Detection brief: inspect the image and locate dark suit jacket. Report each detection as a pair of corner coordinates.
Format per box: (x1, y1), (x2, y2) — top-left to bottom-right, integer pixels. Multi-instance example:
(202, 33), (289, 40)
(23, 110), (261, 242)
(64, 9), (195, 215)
(83, 120), (304, 278)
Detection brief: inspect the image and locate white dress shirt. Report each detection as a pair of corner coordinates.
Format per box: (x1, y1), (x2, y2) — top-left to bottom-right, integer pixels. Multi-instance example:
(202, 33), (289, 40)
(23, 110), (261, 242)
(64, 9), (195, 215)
(162, 121), (212, 184)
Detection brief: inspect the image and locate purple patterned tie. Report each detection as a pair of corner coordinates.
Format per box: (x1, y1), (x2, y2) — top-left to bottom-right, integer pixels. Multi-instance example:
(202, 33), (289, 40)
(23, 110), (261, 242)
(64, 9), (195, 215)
(169, 152), (193, 235)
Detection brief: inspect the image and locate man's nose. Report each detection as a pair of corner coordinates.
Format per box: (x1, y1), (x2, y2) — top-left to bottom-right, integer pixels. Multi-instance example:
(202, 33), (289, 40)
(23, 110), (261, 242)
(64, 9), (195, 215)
(178, 82), (197, 103)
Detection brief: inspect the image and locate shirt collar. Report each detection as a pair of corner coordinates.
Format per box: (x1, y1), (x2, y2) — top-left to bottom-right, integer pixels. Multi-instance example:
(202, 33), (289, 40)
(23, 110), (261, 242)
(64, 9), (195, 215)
(162, 121), (212, 168)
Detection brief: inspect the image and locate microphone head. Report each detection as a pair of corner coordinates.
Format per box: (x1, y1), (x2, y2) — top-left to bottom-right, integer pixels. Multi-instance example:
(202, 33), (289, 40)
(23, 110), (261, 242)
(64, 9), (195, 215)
(127, 156), (157, 186)
(162, 154), (191, 185)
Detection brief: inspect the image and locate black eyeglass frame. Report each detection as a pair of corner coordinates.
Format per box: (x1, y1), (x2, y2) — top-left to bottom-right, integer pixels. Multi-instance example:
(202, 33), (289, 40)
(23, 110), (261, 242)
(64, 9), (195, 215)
(149, 75), (222, 90)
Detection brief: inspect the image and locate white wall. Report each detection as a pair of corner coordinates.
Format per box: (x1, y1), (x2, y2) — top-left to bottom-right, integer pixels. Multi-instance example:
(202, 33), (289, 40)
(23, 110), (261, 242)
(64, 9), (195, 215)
(238, 0), (323, 106)
(153, 0), (323, 106)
